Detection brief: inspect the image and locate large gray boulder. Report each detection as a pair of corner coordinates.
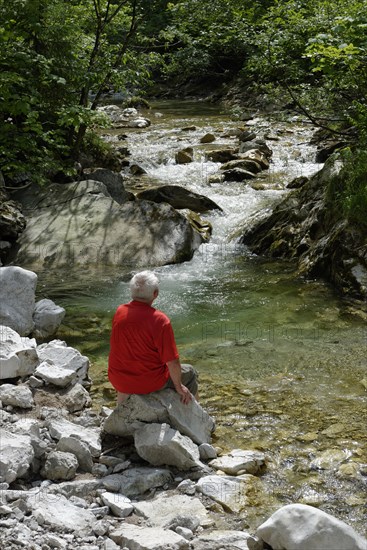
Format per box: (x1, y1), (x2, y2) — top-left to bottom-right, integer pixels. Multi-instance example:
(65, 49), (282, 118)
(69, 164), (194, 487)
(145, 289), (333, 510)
(256, 503), (367, 550)
(82, 169), (135, 204)
(136, 185), (223, 213)
(0, 266), (37, 335)
(15, 180), (201, 268)
(0, 429), (35, 483)
(101, 467), (172, 497)
(103, 389), (215, 445)
(0, 326), (38, 380)
(36, 340), (89, 384)
(134, 423), (201, 470)
(47, 417), (101, 457)
(32, 299), (65, 339)
(110, 524), (189, 550)
(0, 384), (34, 409)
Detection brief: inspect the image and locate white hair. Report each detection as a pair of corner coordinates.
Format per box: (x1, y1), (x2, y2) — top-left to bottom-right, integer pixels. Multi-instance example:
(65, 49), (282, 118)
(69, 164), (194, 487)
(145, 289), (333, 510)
(130, 271), (159, 301)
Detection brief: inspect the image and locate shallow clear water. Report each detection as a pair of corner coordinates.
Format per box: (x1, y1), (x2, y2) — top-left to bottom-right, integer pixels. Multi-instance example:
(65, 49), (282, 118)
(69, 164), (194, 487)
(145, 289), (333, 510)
(37, 101), (367, 534)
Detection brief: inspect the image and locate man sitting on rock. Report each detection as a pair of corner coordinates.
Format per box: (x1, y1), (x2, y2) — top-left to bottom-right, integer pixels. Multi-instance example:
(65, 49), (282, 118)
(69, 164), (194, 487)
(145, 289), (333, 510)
(108, 270), (198, 405)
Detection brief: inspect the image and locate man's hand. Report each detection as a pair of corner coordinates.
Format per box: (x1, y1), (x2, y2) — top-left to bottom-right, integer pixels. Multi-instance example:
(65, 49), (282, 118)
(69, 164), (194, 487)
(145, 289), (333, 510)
(175, 383), (192, 405)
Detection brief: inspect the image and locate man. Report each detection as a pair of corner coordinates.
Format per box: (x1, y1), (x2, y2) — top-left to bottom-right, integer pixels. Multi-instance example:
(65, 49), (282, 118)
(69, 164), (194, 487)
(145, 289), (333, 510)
(108, 270), (198, 405)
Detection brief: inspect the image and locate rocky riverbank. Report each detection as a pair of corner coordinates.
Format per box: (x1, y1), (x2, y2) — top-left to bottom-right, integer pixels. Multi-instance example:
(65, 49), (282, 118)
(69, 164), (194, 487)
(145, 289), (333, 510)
(1, 266), (366, 549)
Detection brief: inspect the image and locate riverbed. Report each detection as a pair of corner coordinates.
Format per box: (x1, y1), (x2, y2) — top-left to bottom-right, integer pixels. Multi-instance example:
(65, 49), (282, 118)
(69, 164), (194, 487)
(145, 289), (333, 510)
(36, 101), (367, 534)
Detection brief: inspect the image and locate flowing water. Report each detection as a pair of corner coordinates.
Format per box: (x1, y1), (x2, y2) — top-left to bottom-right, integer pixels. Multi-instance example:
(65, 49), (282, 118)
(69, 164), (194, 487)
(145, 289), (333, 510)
(37, 101), (367, 534)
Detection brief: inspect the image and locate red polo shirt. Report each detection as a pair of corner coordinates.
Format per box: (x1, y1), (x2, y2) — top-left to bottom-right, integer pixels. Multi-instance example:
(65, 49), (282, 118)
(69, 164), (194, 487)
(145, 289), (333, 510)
(108, 300), (179, 394)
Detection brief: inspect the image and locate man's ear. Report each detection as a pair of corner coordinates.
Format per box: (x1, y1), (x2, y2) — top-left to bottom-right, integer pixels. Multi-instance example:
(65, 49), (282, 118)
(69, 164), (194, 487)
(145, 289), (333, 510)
(153, 289), (159, 299)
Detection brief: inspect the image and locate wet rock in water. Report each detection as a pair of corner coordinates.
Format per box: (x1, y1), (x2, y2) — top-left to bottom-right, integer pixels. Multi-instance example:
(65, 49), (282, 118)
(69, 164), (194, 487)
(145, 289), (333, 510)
(239, 140), (273, 158)
(130, 163), (147, 175)
(0, 266), (37, 336)
(134, 423), (202, 470)
(41, 450), (78, 481)
(238, 149), (270, 170)
(32, 298), (65, 339)
(97, 105), (151, 128)
(186, 211), (212, 243)
(110, 524), (190, 549)
(238, 130), (257, 142)
(286, 176), (309, 189)
(310, 448), (350, 471)
(103, 389), (215, 445)
(209, 449), (265, 476)
(176, 148), (194, 164)
(0, 325), (38, 380)
(205, 148), (239, 163)
(136, 184), (222, 213)
(0, 429), (34, 483)
(200, 133), (216, 144)
(240, 156), (367, 301)
(196, 474), (265, 513)
(222, 168), (256, 182)
(220, 158), (262, 174)
(15, 180), (200, 268)
(256, 503), (367, 550)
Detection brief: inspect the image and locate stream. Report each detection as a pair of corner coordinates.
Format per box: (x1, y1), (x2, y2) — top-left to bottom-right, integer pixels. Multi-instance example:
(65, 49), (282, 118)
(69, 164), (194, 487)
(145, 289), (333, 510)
(37, 100), (366, 534)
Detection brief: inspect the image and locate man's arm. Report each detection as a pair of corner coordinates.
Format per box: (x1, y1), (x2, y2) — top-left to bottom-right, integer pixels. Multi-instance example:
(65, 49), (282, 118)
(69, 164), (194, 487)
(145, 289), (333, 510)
(166, 358), (192, 405)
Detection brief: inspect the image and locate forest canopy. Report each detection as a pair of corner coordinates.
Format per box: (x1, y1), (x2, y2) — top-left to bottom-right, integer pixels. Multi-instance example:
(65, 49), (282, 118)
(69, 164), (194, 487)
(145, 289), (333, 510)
(1, 0), (366, 188)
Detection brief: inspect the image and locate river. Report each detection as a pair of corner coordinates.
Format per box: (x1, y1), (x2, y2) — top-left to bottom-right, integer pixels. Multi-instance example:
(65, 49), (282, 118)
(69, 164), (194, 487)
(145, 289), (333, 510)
(37, 100), (367, 534)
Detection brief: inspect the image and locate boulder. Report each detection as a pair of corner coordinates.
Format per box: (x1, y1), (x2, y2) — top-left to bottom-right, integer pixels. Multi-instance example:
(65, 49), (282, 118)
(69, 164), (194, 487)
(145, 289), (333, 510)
(239, 140), (273, 158)
(61, 383), (92, 413)
(200, 133), (216, 144)
(205, 148), (239, 163)
(41, 450), (78, 481)
(37, 340), (89, 383)
(133, 492), (209, 529)
(26, 492), (96, 535)
(109, 524), (189, 550)
(136, 185), (222, 213)
(239, 149), (270, 170)
(101, 467), (172, 497)
(82, 169), (135, 204)
(256, 503), (367, 550)
(0, 326), (38, 380)
(32, 299), (65, 339)
(222, 168), (256, 182)
(100, 492), (133, 518)
(196, 474), (264, 513)
(134, 423), (201, 470)
(103, 389), (215, 445)
(0, 266), (37, 335)
(47, 417), (101, 457)
(34, 361), (77, 387)
(56, 436), (94, 472)
(97, 105), (150, 128)
(220, 159), (262, 174)
(176, 149), (194, 164)
(0, 384), (34, 409)
(209, 449), (265, 475)
(0, 429), (34, 483)
(192, 530), (252, 550)
(15, 180), (200, 268)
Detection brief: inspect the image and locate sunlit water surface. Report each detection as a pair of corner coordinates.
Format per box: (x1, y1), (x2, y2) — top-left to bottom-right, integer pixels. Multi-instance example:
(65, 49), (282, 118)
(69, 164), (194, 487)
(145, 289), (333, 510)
(37, 101), (366, 534)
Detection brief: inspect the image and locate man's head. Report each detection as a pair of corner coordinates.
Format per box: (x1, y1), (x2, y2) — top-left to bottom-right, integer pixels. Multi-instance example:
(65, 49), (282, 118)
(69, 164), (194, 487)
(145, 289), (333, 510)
(130, 271), (159, 303)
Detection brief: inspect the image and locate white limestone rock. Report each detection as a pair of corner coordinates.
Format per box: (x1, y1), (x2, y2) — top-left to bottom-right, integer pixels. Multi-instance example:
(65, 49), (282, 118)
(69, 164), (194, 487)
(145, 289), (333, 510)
(133, 492), (209, 529)
(41, 450), (78, 481)
(34, 361), (77, 387)
(37, 340), (89, 383)
(199, 443), (217, 461)
(101, 491), (133, 518)
(61, 383), (92, 412)
(110, 524), (189, 550)
(27, 491), (96, 535)
(0, 429), (34, 483)
(209, 449), (265, 475)
(103, 389), (215, 445)
(56, 436), (94, 472)
(33, 298), (65, 339)
(310, 448), (350, 471)
(0, 384), (34, 409)
(256, 503), (367, 550)
(101, 467), (172, 497)
(196, 474), (264, 513)
(47, 417), (101, 457)
(45, 479), (102, 499)
(134, 423), (201, 470)
(0, 266), (37, 335)
(0, 326), (38, 379)
(191, 529), (252, 550)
